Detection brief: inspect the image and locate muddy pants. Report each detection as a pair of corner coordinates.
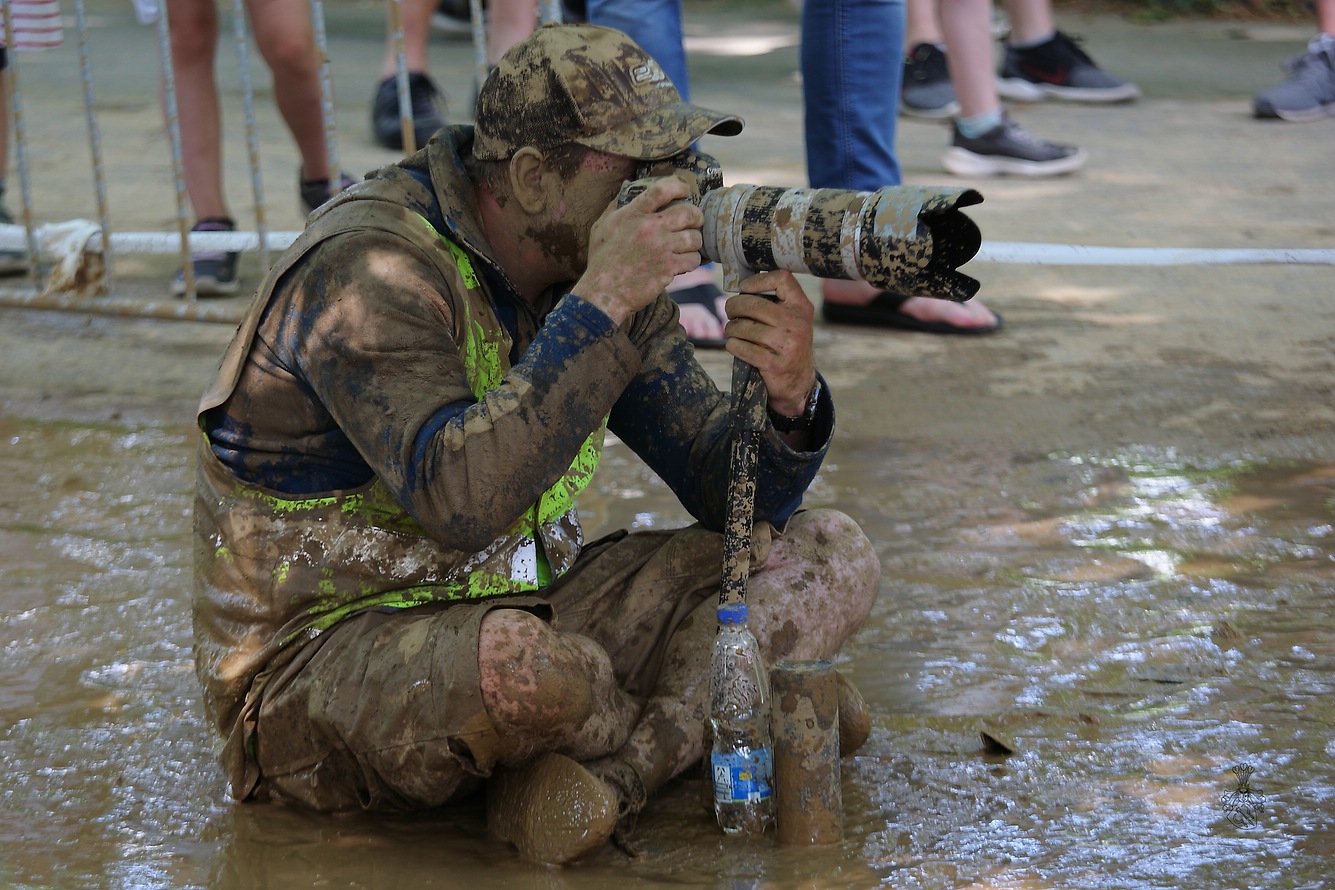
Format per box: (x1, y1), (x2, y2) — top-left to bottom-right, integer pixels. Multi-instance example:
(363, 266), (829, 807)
(249, 522), (772, 812)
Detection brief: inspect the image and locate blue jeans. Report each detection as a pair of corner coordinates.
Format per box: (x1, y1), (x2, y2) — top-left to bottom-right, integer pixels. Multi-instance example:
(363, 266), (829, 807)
(586, 0), (691, 99)
(801, 0), (905, 190)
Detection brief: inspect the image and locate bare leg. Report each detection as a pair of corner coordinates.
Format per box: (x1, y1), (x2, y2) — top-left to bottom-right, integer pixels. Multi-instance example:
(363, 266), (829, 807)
(247, 0), (331, 181)
(940, 0), (1002, 119)
(164, 0), (228, 222)
(1000, 0), (1055, 46)
(380, 0), (435, 78)
(905, 0), (943, 48)
(486, 0), (539, 67)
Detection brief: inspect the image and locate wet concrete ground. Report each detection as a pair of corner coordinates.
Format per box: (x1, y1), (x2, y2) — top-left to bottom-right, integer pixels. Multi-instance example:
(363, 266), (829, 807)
(1, 0), (1333, 888)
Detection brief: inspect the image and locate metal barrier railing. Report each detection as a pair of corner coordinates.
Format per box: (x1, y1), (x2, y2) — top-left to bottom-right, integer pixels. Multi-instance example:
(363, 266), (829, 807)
(0, 0), (1331, 326)
(0, 0), (570, 321)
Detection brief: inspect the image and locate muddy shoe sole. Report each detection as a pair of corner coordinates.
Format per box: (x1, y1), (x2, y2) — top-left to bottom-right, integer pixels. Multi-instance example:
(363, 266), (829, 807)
(486, 753), (619, 865)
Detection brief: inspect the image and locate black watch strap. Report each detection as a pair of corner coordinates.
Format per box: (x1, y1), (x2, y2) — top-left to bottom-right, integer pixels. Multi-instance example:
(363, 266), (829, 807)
(768, 379), (822, 433)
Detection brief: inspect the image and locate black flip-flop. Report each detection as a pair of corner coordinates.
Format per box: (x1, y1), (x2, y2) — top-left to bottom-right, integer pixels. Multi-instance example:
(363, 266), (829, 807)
(822, 290), (1002, 335)
(670, 283), (728, 348)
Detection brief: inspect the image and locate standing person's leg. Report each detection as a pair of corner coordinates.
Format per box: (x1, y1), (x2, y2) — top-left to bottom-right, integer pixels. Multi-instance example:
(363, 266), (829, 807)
(372, 0), (446, 150)
(0, 61), (27, 275)
(802, 0), (902, 195)
(165, 0), (227, 224)
(486, 0), (539, 66)
(164, 0), (242, 295)
(803, 0), (999, 332)
(901, 0), (958, 118)
(1000, 0), (1051, 44)
(245, 0), (351, 212)
(938, 0), (1085, 179)
(940, 0), (999, 120)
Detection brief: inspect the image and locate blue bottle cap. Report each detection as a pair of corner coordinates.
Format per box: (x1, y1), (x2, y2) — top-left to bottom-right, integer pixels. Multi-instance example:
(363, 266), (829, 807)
(717, 602), (748, 625)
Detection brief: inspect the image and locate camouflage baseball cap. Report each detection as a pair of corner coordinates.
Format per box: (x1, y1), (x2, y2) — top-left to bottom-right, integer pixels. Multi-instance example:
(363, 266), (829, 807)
(472, 23), (744, 162)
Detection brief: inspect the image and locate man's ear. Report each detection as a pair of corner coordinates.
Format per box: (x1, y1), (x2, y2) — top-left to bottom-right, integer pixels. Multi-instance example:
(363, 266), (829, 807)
(507, 147), (549, 215)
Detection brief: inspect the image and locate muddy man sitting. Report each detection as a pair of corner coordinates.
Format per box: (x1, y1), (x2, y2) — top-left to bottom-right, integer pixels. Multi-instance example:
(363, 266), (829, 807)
(191, 23), (880, 865)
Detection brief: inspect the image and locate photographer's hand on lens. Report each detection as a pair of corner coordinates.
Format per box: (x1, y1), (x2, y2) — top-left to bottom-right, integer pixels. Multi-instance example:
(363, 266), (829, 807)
(724, 271), (819, 421)
(576, 177), (705, 326)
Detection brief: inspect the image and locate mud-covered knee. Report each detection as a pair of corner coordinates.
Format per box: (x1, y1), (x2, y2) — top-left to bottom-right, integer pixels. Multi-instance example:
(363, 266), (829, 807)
(784, 508), (881, 604)
(479, 610), (595, 734)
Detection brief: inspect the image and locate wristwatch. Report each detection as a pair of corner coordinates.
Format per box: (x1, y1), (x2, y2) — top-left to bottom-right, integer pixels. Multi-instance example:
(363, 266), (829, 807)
(767, 379), (822, 433)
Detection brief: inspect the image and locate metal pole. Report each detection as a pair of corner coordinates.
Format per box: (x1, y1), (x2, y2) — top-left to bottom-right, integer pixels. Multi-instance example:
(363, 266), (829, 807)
(309, 0), (342, 202)
(72, 0), (113, 289)
(155, 0), (197, 301)
(2, 0), (43, 292)
(537, 0), (562, 24)
(0, 286), (246, 323)
(229, 0), (270, 273)
(468, 0), (486, 110)
(388, 0), (414, 154)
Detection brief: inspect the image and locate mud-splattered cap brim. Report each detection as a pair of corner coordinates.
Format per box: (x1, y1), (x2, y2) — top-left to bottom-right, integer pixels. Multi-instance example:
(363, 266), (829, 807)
(473, 22), (744, 162)
(573, 102), (743, 161)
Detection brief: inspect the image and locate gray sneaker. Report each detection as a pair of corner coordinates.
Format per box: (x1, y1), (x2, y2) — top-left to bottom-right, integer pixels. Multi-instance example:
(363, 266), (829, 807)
(902, 43), (959, 119)
(1253, 36), (1335, 122)
(943, 115), (1087, 178)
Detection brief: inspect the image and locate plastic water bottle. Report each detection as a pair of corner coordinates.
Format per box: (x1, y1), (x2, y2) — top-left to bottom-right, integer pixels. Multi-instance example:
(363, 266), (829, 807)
(709, 602), (775, 835)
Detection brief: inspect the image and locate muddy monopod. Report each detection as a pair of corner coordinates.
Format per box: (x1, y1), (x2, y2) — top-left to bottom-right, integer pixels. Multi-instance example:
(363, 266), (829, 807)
(618, 171), (984, 837)
(700, 178), (986, 843)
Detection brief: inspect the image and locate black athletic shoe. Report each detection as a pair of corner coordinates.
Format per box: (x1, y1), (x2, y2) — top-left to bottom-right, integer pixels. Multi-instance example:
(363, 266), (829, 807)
(998, 31), (1141, 103)
(300, 170), (359, 215)
(901, 43), (959, 119)
(943, 115), (1087, 178)
(371, 73), (447, 151)
(172, 218), (239, 297)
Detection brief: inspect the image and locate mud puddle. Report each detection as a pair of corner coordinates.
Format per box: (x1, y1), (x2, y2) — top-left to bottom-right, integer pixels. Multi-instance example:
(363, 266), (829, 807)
(1, 416), (1331, 889)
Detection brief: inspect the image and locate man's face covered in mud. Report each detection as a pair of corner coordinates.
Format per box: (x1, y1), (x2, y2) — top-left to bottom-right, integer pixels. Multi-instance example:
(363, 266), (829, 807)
(523, 146), (723, 283)
(523, 148), (643, 281)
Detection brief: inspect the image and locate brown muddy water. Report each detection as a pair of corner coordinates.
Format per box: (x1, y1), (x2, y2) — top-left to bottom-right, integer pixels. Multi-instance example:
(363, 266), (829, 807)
(1, 409), (1333, 889)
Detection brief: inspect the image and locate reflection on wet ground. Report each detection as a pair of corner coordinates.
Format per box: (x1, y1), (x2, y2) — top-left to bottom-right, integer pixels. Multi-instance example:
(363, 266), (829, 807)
(1, 416), (1331, 889)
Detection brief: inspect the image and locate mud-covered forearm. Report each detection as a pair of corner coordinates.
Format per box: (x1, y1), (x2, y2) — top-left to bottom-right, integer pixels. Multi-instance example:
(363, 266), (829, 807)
(295, 237), (640, 550)
(611, 295), (832, 531)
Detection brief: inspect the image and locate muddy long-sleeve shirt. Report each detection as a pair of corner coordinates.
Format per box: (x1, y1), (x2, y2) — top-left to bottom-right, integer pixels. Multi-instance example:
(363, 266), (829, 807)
(192, 127), (834, 796)
(206, 127), (831, 545)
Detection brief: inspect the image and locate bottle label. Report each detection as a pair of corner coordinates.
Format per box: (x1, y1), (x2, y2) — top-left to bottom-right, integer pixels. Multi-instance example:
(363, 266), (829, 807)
(711, 748), (774, 804)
